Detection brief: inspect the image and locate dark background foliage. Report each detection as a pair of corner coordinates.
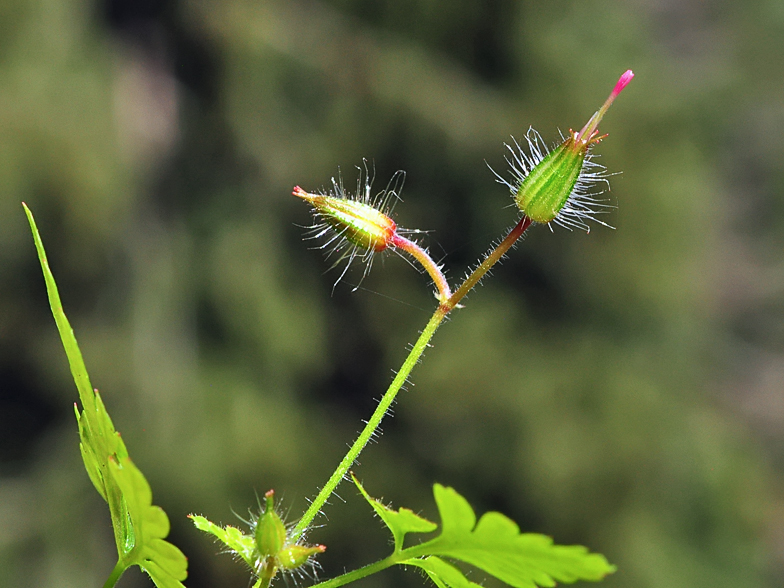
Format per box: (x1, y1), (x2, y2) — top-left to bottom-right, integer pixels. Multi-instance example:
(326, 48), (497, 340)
(1, 0), (783, 587)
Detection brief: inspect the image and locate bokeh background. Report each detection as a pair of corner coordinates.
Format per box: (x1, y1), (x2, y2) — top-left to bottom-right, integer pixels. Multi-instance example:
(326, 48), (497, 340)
(2, 0), (784, 586)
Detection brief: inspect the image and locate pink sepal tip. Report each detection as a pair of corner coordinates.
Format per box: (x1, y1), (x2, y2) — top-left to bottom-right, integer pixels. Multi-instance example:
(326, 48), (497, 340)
(612, 70), (634, 97)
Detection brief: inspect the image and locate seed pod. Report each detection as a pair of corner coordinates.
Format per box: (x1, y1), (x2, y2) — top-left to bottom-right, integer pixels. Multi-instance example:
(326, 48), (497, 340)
(507, 70), (633, 231)
(293, 187), (397, 252)
(254, 490), (286, 558)
(513, 136), (586, 224)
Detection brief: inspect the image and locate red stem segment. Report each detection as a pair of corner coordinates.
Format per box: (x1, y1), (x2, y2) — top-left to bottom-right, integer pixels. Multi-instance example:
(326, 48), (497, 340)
(445, 215), (533, 311)
(390, 234), (452, 302)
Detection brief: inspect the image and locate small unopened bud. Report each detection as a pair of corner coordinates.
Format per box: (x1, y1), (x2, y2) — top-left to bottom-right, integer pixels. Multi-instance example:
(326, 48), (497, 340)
(277, 544), (327, 570)
(293, 186), (396, 252)
(292, 169), (452, 300)
(255, 490), (286, 558)
(508, 70), (634, 230)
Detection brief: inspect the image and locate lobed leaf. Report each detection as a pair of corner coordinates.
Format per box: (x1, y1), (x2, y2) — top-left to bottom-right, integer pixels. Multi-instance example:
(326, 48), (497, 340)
(25, 204), (187, 586)
(419, 484), (616, 588)
(353, 474), (437, 550)
(354, 477), (614, 588)
(110, 457), (188, 587)
(405, 556), (483, 588)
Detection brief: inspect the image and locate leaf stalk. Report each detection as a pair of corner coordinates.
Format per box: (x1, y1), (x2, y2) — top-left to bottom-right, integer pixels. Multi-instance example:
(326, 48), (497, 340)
(102, 560), (127, 588)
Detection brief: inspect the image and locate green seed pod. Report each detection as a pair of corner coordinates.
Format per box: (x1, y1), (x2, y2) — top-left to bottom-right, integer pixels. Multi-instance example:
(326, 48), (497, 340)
(293, 185), (397, 253)
(277, 544), (327, 570)
(504, 70), (633, 231)
(292, 167), (410, 290)
(514, 137), (586, 224)
(254, 490), (286, 558)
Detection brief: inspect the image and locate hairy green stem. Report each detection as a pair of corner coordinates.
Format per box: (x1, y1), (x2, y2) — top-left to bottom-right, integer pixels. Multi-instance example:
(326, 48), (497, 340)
(310, 554), (400, 588)
(293, 215), (532, 541)
(102, 560), (126, 588)
(310, 536), (459, 588)
(448, 215), (532, 308)
(292, 306), (448, 539)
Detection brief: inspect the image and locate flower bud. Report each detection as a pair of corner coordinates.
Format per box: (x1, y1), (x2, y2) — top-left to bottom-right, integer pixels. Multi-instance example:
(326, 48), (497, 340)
(293, 186), (396, 252)
(294, 168), (453, 299)
(254, 490), (286, 558)
(277, 544), (327, 570)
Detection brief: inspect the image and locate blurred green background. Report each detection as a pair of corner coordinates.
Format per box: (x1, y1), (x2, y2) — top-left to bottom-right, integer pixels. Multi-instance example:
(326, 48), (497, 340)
(1, 0), (783, 586)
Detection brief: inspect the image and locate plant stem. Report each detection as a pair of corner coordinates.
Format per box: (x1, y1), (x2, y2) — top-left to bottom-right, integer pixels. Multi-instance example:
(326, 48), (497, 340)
(293, 215), (533, 541)
(310, 554), (399, 588)
(309, 536), (455, 588)
(292, 305), (448, 540)
(390, 233), (451, 302)
(102, 560), (126, 588)
(447, 215), (532, 309)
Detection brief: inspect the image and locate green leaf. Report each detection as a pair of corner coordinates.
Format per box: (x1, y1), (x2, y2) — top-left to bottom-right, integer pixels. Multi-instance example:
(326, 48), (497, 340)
(405, 556), (483, 588)
(23, 203), (95, 414)
(353, 473), (437, 551)
(189, 515), (258, 568)
(24, 203), (187, 587)
(416, 484), (616, 588)
(353, 477), (614, 588)
(110, 457), (188, 587)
